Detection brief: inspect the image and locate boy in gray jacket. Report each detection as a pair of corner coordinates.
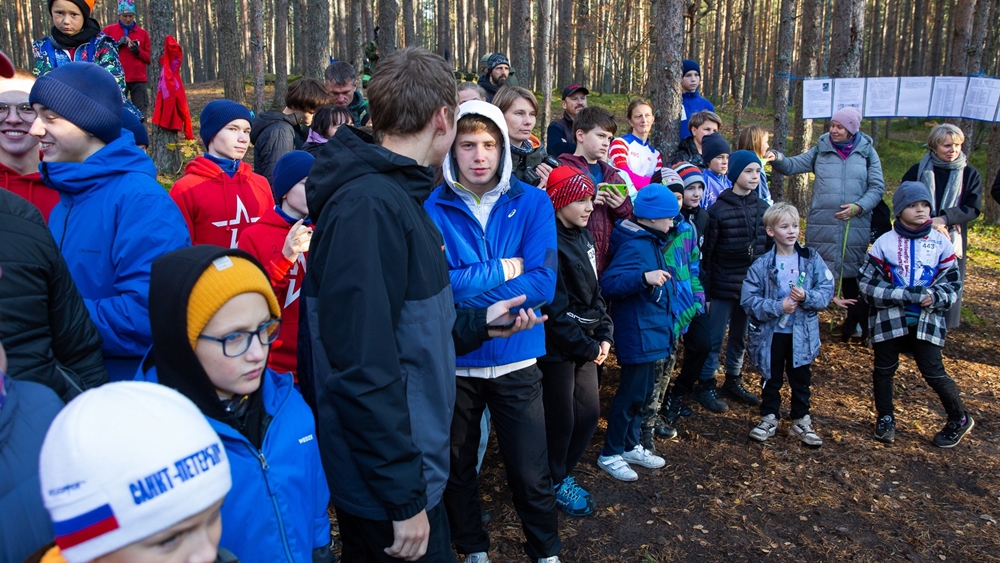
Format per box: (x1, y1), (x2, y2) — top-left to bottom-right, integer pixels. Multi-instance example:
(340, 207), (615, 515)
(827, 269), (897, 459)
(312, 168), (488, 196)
(741, 203), (833, 446)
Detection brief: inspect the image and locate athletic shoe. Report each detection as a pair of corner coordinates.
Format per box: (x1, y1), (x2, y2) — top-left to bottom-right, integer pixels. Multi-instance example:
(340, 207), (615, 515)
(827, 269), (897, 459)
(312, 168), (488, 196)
(654, 415), (678, 439)
(465, 553), (491, 563)
(596, 453), (638, 482)
(789, 414), (823, 446)
(640, 425), (656, 453)
(554, 476), (594, 516)
(537, 557), (562, 563)
(697, 387), (730, 413)
(874, 415), (896, 443)
(621, 444), (666, 469)
(933, 414), (974, 448)
(723, 376), (760, 406)
(749, 414), (778, 442)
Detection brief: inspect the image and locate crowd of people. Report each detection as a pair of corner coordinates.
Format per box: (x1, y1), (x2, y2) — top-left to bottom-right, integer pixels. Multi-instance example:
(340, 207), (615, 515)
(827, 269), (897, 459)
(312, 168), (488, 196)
(0, 2), (996, 562)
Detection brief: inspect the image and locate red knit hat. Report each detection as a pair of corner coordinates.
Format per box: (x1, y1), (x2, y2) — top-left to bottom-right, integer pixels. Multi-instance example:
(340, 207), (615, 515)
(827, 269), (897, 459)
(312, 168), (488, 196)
(547, 166), (595, 209)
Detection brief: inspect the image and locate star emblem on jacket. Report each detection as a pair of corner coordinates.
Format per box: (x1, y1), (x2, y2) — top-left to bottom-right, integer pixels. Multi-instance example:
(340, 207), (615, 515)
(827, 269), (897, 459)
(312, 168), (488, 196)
(211, 195), (262, 248)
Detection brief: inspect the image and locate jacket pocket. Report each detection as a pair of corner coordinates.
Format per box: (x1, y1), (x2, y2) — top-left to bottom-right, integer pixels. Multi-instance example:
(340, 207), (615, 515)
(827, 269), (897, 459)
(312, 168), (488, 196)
(637, 313), (670, 354)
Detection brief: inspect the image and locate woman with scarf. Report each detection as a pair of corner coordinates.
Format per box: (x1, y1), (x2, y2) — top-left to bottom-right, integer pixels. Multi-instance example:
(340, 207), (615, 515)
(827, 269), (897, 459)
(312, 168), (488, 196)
(901, 124), (982, 328)
(32, 0), (141, 119)
(494, 85), (555, 189)
(768, 107), (885, 340)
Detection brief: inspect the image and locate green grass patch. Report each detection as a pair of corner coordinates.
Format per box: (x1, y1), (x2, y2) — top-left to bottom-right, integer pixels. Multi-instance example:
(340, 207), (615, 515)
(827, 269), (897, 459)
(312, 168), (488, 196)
(960, 304), (988, 327)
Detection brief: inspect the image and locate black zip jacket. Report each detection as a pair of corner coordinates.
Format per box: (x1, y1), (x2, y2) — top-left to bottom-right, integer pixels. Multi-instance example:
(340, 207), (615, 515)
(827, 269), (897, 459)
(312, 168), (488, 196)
(702, 188), (771, 301)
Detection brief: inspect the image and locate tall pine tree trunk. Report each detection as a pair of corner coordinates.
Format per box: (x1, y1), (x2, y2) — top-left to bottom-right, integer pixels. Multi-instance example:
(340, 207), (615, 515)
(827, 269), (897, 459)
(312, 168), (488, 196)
(651, 0), (684, 157)
(540, 0), (554, 143)
(510, 0), (531, 83)
(218, 0), (247, 103)
(771, 0), (796, 201)
(250, 0), (266, 113)
(712, 0), (723, 99)
(402, 0), (416, 47)
(557, 0), (574, 87)
(149, 0), (180, 174)
(273, 0), (289, 107)
(731, 0), (751, 139)
(436, 0), (451, 61)
(789, 0), (821, 209)
(378, 0), (398, 55)
(960, 0), (993, 152)
(828, 0), (864, 78)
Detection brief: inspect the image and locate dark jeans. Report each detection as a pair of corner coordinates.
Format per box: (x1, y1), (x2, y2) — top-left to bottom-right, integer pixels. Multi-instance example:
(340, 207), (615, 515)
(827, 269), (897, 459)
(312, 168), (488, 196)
(126, 81), (148, 116)
(872, 326), (965, 421)
(673, 312), (713, 394)
(336, 502), (456, 563)
(760, 333), (812, 420)
(540, 359), (600, 486)
(702, 298), (750, 379)
(444, 365), (561, 559)
(602, 362), (657, 456)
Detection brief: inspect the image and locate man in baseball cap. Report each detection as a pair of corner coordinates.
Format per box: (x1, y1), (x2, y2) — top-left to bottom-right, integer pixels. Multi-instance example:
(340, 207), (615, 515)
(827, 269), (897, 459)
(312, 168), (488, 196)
(546, 83), (590, 157)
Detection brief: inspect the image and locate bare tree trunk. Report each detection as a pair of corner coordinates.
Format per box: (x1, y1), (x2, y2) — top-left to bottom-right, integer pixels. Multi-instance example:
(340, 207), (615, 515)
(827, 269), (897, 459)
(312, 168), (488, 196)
(218, 0), (247, 103)
(541, 0), (554, 144)
(350, 0), (363, 75)
(273, 0), (289, 107)
(436, 0), (451, 60)
(510, 0), (531, 82)
(378, 0), (398, 55)
(772, 0), (796, 201)
(557, 0), (574, 86)
(960, 0), (993, 152)
(651, 0), (684, 157)
(574, 0), (589, 83)
(250, 0), (266, 113)
(148, 0), (180, 174)
(789, 0), (821, 209)
(828, 0), (865, 78)
(712, 0), (723, 99)
(866, 0), (884, 145)
(731, 0), (751, 139)
(402, 0), (416, 47)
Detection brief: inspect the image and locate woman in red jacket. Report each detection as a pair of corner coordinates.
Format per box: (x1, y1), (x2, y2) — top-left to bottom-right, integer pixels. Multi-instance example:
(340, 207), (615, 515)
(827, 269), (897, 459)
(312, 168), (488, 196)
(102, 0), (151, 116)
(238, 151), (314, 379)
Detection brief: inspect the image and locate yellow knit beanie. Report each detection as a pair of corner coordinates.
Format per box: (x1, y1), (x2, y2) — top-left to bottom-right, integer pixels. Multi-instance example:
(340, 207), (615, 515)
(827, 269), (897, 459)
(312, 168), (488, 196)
(186, 255), (281, 349)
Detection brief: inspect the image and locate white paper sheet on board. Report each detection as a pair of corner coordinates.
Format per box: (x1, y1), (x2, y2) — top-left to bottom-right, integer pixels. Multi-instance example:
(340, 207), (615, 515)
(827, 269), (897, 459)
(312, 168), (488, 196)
(864, 77), (899, 117)
(896, 77), (933, 117)
(802, 79), (833, 119)
(929, 76), (968, 117)
(832, 78), (865, 112)
(961, 77), (1000, 121)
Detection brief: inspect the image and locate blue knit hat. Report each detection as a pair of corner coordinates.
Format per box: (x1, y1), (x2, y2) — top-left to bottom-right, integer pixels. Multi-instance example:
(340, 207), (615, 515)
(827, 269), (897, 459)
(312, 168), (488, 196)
(272, 151), (314, 202)
(199, 100), (252, 148)
(727, 150), (760, 184)
(701, 132), (730, 164)
(892, 181), (932, 218)
(29, 62), (122, 145)
(120, 109), (149, 147)
(683, 60), (701, 76)
(633, 183), (679, 220)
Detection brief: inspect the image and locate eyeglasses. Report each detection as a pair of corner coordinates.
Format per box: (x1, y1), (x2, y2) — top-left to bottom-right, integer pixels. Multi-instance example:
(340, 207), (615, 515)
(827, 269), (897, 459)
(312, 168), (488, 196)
(198, 318), (281, 357)
(0, 103), (37, 122)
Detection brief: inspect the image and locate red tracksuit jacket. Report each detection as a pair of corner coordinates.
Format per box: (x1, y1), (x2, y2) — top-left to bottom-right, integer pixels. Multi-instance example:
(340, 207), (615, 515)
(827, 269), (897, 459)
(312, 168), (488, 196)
(170, 156), (274, 248)
(102, 22), (152, 83)
(238, 206), (311, 378)
(0, 162), (60, 222)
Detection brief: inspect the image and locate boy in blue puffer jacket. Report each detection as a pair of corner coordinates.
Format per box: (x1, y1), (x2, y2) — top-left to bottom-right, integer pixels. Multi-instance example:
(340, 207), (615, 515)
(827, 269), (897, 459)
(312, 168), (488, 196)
(138, 245), (333, 563)
(28, 62), (190, 382)
(741, 202), (833, 446)
(597, 184), (678, 483)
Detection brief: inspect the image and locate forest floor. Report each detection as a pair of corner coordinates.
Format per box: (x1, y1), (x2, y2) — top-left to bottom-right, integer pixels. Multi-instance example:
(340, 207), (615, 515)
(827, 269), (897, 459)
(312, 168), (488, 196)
(180, 81), (1000, 562)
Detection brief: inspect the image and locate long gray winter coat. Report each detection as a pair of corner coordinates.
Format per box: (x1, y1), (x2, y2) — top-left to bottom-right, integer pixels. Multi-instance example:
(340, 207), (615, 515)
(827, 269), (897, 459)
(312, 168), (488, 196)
(771, 132), (884, 279)
(741, 244), (834, 381)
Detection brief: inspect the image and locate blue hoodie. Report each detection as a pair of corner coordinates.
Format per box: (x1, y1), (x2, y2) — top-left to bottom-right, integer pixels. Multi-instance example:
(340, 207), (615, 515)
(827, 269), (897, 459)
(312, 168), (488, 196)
(138, 364), (331, 563)
(45, 131), (190, 381)
(680, 90), (716, 139)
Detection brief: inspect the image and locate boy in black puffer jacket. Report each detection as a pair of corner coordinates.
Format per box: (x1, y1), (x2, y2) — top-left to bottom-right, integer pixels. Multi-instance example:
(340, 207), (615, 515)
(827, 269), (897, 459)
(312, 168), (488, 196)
(700, 151), (771, 410)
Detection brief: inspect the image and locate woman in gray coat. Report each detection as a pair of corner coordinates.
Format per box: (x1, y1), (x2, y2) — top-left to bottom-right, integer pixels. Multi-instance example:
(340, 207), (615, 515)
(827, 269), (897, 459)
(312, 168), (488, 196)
(767, 107), (885, 338)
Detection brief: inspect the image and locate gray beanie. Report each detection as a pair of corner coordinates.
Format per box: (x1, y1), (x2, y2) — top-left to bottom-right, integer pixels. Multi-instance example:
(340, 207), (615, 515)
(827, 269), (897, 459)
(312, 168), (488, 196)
(892, 181), (932, 217)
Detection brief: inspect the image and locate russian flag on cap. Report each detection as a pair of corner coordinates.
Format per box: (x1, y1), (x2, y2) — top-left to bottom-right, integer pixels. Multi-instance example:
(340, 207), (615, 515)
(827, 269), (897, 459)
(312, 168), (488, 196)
(54, 504), (120, 549)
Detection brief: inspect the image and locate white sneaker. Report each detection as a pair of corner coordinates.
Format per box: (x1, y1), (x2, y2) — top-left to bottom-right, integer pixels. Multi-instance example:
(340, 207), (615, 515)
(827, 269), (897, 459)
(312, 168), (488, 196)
(465, 552), (491, 563)
(749, 414), (778, 442)
(596, 453), (638, 481)
(537, 558), (562, 563)
(789, 415), (823, 446)
(621, 444), (666, 469)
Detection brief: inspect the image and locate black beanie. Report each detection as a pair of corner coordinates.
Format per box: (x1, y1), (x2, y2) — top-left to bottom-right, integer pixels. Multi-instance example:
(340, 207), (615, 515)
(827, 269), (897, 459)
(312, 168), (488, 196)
(701, 132), (731, 164)
(29, 62), (122, 145)
(49, 0), (94, 20)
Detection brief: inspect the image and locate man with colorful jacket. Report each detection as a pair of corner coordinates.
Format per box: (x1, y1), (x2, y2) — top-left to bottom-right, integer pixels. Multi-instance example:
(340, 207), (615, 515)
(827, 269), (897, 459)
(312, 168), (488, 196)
(102, 0), (151, 117)
(424, 100), (562, 563)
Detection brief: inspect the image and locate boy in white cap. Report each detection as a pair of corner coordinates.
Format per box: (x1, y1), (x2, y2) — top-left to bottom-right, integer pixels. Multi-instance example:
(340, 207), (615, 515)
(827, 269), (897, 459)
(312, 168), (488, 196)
(33, 381), (235, 563)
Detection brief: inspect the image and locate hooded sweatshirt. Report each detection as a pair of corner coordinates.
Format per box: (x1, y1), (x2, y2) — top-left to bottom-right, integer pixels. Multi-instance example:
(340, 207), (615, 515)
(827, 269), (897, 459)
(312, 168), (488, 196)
(170, 155), (274, 248)
(680, 90), (715, 140)
(304, 125), (458, 522)
(45, 133), (190, 381)
(139, 245), (331, 563)
(238, 206), (311, 378)
(424, 100), (557, 371)
(0, 162), (60, 221)
(251, 110), (306, 184)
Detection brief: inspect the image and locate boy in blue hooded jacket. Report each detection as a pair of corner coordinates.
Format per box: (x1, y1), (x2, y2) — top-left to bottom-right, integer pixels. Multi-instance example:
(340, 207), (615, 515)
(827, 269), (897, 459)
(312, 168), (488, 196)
(28, 61), (189, 382)
(597, 184), (678, 483)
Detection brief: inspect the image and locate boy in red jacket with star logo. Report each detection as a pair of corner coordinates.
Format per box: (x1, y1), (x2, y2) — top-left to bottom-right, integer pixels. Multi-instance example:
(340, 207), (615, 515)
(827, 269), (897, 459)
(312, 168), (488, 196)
(170, 100), (274, 248)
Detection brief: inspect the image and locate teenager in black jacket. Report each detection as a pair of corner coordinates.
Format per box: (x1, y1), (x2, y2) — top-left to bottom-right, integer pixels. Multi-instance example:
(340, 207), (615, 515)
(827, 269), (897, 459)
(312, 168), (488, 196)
(539, 167), (613, 518)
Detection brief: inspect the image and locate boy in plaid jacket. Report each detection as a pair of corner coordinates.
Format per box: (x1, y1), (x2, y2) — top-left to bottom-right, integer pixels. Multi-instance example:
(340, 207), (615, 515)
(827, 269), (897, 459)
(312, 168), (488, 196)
(859, 182), (972, 448)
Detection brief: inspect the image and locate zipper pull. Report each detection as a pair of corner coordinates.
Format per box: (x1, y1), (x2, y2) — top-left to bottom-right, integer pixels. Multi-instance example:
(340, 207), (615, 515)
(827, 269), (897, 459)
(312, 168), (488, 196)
(258, 451), (269, 471)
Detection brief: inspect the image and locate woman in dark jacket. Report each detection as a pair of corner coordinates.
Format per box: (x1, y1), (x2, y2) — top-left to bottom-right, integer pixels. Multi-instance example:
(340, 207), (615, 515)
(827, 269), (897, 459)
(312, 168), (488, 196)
(493, 86), (555, 188)
(901, 123), (982, 329)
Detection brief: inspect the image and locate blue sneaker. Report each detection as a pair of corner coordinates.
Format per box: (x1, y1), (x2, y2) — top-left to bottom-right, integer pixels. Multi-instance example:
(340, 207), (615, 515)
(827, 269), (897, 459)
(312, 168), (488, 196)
(555, 476), (594, 516)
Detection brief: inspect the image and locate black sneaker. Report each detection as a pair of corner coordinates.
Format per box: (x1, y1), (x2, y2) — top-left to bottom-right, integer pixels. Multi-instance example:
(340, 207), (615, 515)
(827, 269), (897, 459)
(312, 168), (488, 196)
(933, 414), (974, 448)
(722, 377), (760, 406)
(874, 415), (896, 443)
(640, 426), (656, 453)
(654, 415), (678, 439)
(697, 387), (730, 413)
(663, 394), (686, 424)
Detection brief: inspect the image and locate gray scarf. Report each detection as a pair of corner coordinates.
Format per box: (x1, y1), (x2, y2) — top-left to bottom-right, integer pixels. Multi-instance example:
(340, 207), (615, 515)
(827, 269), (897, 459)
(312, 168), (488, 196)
(916, 151), (966, 215)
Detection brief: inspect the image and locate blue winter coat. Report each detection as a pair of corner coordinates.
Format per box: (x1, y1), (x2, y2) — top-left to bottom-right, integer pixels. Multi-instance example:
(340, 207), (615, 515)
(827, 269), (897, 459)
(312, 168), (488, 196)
(599, 219), (674, 365)
(740, 244), (834, 380)
(138, 364), (331, 563)
(45, 131), (190, 381)
(0, 380), (63, 563)
(680, 91), (716, 139)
